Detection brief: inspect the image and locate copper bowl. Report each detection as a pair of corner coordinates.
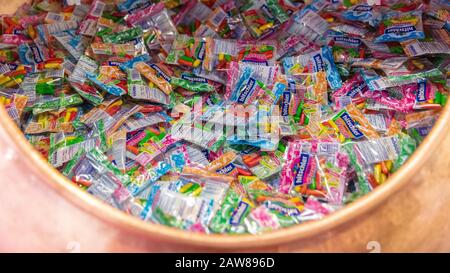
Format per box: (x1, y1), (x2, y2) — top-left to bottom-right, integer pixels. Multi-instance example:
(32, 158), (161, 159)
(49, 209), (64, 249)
(1, 0), (450, 252)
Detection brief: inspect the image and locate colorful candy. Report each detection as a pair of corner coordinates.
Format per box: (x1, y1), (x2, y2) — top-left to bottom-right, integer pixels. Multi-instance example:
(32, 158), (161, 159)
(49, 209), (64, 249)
(0, 0), (448, 235)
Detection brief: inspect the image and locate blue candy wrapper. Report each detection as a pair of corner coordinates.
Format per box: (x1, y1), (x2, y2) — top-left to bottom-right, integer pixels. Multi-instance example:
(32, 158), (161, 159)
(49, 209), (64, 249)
(374, 10), (425, 43)
(342, 4), (382, 27)
(282, 46), (342, 90)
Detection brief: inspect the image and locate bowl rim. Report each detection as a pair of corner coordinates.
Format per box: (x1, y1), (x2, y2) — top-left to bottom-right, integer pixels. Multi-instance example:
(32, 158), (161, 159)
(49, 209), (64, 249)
(1, 97), (448, 249)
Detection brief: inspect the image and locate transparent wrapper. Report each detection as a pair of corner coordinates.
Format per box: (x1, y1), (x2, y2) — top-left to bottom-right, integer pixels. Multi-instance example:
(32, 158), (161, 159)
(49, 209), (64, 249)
(125, 3), (177, 54)
(239, 0), (290, 39)
(374, 9), (425, 43)
(282, 46), (342, 90)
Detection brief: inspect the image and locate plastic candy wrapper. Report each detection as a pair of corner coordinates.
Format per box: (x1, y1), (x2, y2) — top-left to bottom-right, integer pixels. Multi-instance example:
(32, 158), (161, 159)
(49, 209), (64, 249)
(204, 39), (276, 70)
(127, 68), (171, 104)
(87, 72), (128, 96)
(225, 61), (278, 100)
(209, 186), (251, 233)
(274, 0), (325, 57)
(341, 3), (382, 28)
(77, 0), (105, 37)
(343, 134), (416, 194)
(31, 94), (83, 115)
(239, 0), (290, 39)
(401, 39), (450, 57)
(18, 43), (50, 66)
(196, 1), (246, 39)
(0, 88), (28, 124)
(362, 67), (444, 90)
(288, 8), (329, 46)
(171, 119), (226, 152)
(374, 9), (425, 43)
(282, 46), (343, 90)
(90, 42), (138, 60)
(235, 40), (278, 65)
(322, 103), (380, 141)
(63, 147), (131, 206)
(332, 72), (369, 109)
(405, 109), (440, 143)
(165, 35), (207, 69)
(328, 34), (366, 64)
(24, 109), (74, 134)
(173, 0), (212, 36)
(228, 70), (270, 104)
(425, 0), (450, 31)
(125, 3), (178, 54)
(145, 167), (231, 230)
(363, 39), (405, 59)
(279, 140), (318, 194)
(296, 71), (328, 106)
(241, 150), (283, 179)
(381, 57), (435, 77)
(101, 26), (144, 45)
(2, 0), (449, 234)
(135, 62), (174, 95)
(68, 55), (103, 105)
(363, 82), (418, 113)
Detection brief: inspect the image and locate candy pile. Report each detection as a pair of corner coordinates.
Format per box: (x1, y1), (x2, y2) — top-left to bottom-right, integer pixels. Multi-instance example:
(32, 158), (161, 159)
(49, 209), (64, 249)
(1, 0), (449, 234)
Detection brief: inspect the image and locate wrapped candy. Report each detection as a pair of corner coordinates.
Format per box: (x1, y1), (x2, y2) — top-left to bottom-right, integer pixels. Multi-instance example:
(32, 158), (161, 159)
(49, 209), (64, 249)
(1, 0), (448, 235)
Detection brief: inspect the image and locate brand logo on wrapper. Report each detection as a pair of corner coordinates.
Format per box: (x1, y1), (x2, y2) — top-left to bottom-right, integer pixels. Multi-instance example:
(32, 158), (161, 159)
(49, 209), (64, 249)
(241, 59), (269, 66)
(237, 78), (257, 103)
(265, 202), (301, 217)
(293, 153), (310, 186)
(181, 74), (208, 83)
(127, 1), (151, 14)
(149, 64), (171, 83)
(13, 29), (23, 35)
(347, 81), (367, 98)
(197, 42), (206, 61)
(340, 112), (364, 139)
(416, 81), (428, 102)
(353, 4), (373, 12)
(385, 25), (416, 34)
(312, 53), (325, 72)
(281, 92), (291, 116)
(30, 44), (44, 64)
(288, 79), (297, 92)
(230, 201), (250, 226)
(217, 163), (236, 175)
(7, 63), (18, 70)
(334, 36), (361, 46)
(418, 126), (431, 137)
(108, 61), (122, 66)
